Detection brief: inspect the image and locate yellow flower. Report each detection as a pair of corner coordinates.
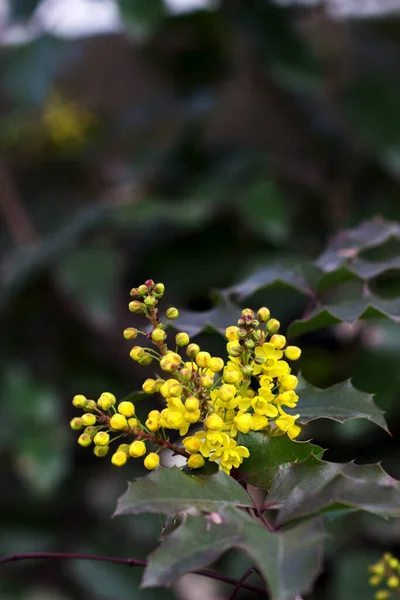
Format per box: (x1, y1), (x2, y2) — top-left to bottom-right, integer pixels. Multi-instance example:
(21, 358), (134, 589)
(251, 414), (269, 431)
(205, 414), (224, 430)
(118, 401), (135, 417)
(233, 412), (253, 434)
(225, 326), (239, 340)
(277, 390), (299, 408)
(187, 454), (205, 469)
(129, 440), (146, 457)
(375, 592), (390, 600)
(388, 576), (399, 589)
(218, 384), (237, 403)
(183, 436), (201, 454)
(111, 451), (128, 466)
(185, 397), (199, 411)
(253, 343), (283, 375)
(275, 413), (301, 439)
(160, 378), (182, 398)
(144, 453), (160, 470)
(251, 396), (279, 417)
(285, 346), (302, 360)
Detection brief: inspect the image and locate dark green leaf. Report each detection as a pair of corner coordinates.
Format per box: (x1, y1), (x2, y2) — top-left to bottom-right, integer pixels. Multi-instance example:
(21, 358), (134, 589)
(143, 507), (326, 600)
(170, 300), (239, 337)
(223, 266), (311, 301)
(287, 377), (389, 432)
(238, 432), (323, 490)
(268, 456), (400, 526)
(114, 467), (252, 516)
(288, 295), (400, 337)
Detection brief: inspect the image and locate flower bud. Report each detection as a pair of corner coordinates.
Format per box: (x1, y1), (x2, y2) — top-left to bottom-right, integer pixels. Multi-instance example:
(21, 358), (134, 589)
(86, 399), (98, 411)
(251, 330), (262, 342)
(237, 318), (245, 327)
(209, 357), (224, 372)
(253, 356), (265, 365)
(388, 576), (400, 589)
(72, 394), (87, 408)
(176, 332), (190, 346)
(94, 445), (109, 458)
(81, 413), (96, 426)
(144, 296), (156, 308)
(225, 326), (239, 340)
(218, 384), (236, 402)
(223, 367), (240, 384)
(280, 374), (298, 391)
(97, 392), (116, 411)
(118, 401), (135, 417)
(128, 417), (138, 429)
(146, 416), (160, 432)
(129, 440), (146, 457)
(237, 329), (247, 339)
(166, 307), (179, 320)
(285, 346), (302, 361)
(70, 417), (83, 430)
(185, 396), (199, 412)
(227, 345), (242, 358)
(138, 353), (153, 366)
(241, 309), (254, 320)
(196, 351), (211, 368)
(234, 413), (253, 434)
(118, 444), (130, 453)
(243, 339), (254, 350)
(130, 287), (139, 297)
(111, 451), (128, 467)
(179, 367), (192, 381)
(130, 346), (144, 361)
(185, 409), (200, 423)
(270, 334), (286, 349)
(199, 374), (214, 388)
(183, 436), (201, 454)
(84, 426), (97, 437)
(152, 328), (167, 343)
(142, 378), (158, 394)
(187, 454), (205, 469)
(123, 327), (138, 340)
(129, 301), (145, 314)
(78, 433), (92, 447)
(110, 414), (128, 430)
(153, 283), (165, 297)
(241, 365), (253, 377)
(186, 343), (200, 358)
(144, 452), (160, 470)
(138, 284), (148, 296)
(266, 318), (280, 333)
(257, 307), (270, 322)
(93, 432), (110, 446)
(145, 279), (155, 288)
(251, 320), (259, 328)
(205, 414), (224, 430)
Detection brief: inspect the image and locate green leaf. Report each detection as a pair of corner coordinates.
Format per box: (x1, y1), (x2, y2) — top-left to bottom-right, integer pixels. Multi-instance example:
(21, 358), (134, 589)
(170, 300), (239, 337)
(223, 266), (311, 301)
(143, 507), (326, 600)
(268, 456), (400, 526)
(114, 467), (252, 516)
(288, 295), (400, 337)
(315, 218), (400, 273)
(238, 432), (324, 490)
(287, 377), (389, 432)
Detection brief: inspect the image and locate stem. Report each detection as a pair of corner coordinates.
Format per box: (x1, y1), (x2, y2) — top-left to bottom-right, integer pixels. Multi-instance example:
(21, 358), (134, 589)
(0, 552), (267, 595)
(252, 500), (276, 532)
(229, 567), (261, 600)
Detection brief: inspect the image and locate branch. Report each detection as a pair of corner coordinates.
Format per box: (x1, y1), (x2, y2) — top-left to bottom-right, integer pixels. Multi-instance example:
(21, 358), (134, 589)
(229, 567), (261, 600)
(0, 552), (267, 595)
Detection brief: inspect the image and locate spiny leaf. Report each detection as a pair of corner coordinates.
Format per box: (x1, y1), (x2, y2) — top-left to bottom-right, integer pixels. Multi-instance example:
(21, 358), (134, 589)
(143, 507), (326, 600)
(113, 467), (252, 516)
(222, 266), (311, 301)
(315, 218), (400, 273)
(268, 456), (400, 526)
(288, 295), (400, 337)
(237, 432), (324, 490)
(286, 377), (389, 432)
(169, 300), (239, 337)
(316, 257), (400, 293)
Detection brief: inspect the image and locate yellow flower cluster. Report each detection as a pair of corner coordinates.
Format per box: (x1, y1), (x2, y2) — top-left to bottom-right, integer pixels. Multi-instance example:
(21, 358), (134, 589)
(369, 553), (400, 599)
(70, 280), (302, 475)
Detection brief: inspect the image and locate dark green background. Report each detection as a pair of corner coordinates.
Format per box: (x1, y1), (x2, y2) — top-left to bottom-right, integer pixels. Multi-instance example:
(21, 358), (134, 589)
(1, 1), (400, 598)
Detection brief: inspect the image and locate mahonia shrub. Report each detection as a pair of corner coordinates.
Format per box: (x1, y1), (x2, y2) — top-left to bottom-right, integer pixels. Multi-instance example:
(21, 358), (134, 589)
(70, 279), (302, 474)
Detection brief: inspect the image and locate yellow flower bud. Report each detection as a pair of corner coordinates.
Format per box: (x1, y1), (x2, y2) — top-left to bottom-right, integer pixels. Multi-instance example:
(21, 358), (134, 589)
(81, 413), (96, 426)
(280, 374), (298, 391)
(241, 309), (254, 320)
(129, 300), (145, 314)
(388, 576), (399, 589)
(118, 443), (130, 453)
(146, 417), (161, 432)
(78, 433), (92, 447)
(129, 440), (147, 457)
(369, 576), (382, 586)
(130, 346), (144, 361)
(94, 445), (109, 457)
(144, 452), (160, 470)
(110, 414), (128, 430)
(160, 352), (181, 372)
(285, 346), (302, 361)
(225, 326), (239, 340)
(166, 307), (179, 320)
(86, 400), (97, 411)
(199, 374), (214, 388)
(153, 283), (165, 297)
(266, 318), (280, 333)
(111, 451), (128, 467)
(142, 378), (158, 394)
(84, 426), (96, 437)
(183, 436), (201, 454)
(72, 394), (87, 408)
(370, 564), (385, 576)
(138, 353), (153, 366)
(138, 284), (148, 295)
(144, 296), (156, 308)
(176, 332), (190, 346)
(179, 367), (192, 381)
(196, 351), (211, 368)
(209, 357), (224, 372)
(97, 392), (116, 411)
(128, 417), (138, 429)
(93, 432), (110, 446)
(118, 401), (135, 417)
(123, 327), (138, 340)
(70, 417), (83, 430)
(375, 592), (390, 600)
(257, 307), (271, 322)
(270, 334), (286, 349)
(389, 558), (399, 569)
(223, 367), (240, 384)
(187, 454), (205, 469)
(218, 384), (236, 402)
(152, 328), (167, 343)
(234, 413), (253, 434)
(205, 414), (224, 430)
(185, 396), (199, 412)
(186, 343), (200, 358)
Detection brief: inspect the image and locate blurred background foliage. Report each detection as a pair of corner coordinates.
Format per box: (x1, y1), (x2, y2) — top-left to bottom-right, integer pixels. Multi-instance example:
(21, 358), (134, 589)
(1, 0), (400, 598)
